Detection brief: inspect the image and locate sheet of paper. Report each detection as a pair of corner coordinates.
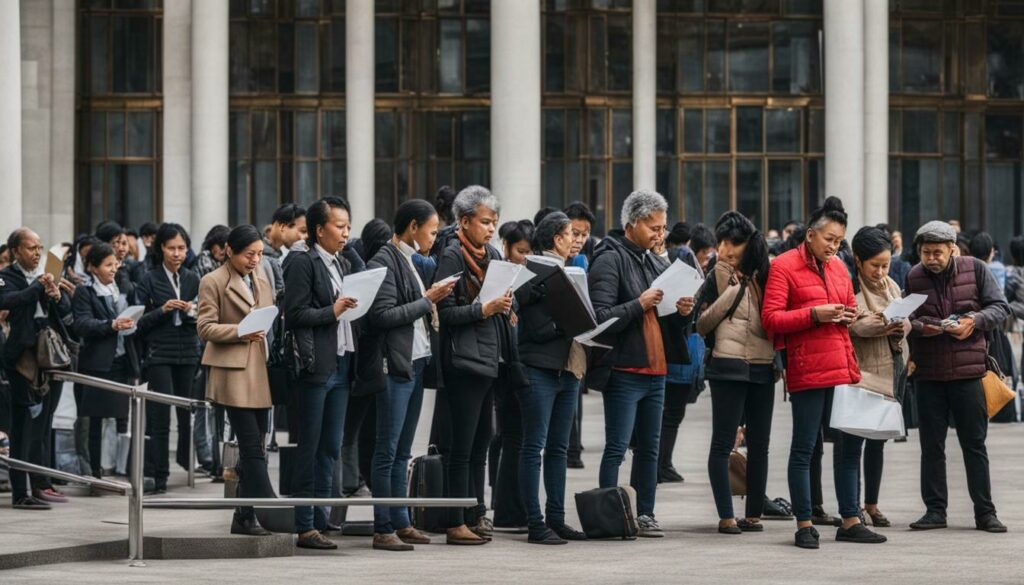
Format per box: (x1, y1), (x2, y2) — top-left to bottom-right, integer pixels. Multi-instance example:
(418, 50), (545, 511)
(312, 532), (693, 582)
(524, 255), (564, 268)
(117, 305), (146, 322)
(573, 317), (619, 349)
(650, 259), (704, 317)
(45, 244), (69, 280)
(236, 305), (279, 337)
(435, 271), (463, 287)
(338, 267), (388, 322)
(882, 293), (927, 322)
(477, 261), (524, 304)
(564, 267), (594, 317)
(511, 266), (537, 293)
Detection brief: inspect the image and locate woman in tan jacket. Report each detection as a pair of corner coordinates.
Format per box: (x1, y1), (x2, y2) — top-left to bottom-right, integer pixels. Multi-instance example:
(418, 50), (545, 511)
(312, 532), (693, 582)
(696, 212), (775, 535)
(197, 224), (275, 536)
(848, 226), (908, 529)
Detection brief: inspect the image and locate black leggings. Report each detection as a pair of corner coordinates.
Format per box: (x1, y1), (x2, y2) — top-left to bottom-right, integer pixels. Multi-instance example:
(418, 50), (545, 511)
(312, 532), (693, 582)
(708, 379), (774, 519)
(224, 406), (275, 521)
(863, 439), (885, 506)
(444, 369), (494, 528)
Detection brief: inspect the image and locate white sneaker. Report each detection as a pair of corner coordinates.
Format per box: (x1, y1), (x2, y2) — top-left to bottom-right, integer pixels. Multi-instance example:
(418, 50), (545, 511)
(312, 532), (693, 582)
(637, 514), (664, 538)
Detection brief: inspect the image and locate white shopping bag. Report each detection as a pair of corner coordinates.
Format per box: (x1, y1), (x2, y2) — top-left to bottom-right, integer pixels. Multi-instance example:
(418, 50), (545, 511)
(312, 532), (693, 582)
(829, 385), (905, 440)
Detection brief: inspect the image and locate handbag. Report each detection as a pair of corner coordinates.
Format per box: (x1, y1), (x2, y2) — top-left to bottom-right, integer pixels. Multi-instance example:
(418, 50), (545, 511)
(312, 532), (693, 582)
(728, 449), (747, 496)
(982, 355), (1016, 419)
(574, 486), (639, 540)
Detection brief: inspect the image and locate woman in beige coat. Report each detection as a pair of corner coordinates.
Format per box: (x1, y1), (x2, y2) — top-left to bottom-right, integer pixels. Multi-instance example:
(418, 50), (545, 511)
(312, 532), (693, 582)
(848, 226), (909, 529)
(197, 224), (275, 536)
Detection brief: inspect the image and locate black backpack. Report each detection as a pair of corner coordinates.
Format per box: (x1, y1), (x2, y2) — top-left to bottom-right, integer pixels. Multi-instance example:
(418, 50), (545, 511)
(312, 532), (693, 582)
(409, 445), (447, 533)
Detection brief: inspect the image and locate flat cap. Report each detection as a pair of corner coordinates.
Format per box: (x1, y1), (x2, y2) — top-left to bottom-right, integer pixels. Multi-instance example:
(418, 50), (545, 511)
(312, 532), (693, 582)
(914, 220), (957, 245)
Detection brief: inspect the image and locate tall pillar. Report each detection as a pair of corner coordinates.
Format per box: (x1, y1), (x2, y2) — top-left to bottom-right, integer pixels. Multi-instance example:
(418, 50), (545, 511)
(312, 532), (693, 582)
(346, 0), (375, 233)
(632, 0), (656, 192)
(824, 0), (865, 231)
(863, 0), (889, 227)
(490, 0), (541, 222)
(50, 0), (76, 242)
(164, 0), (192, 227)
(191, 0), (228, 245)
(0, 1), (23, 238)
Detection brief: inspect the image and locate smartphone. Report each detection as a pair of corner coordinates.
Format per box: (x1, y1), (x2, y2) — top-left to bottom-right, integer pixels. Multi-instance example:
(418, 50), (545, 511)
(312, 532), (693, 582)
(941, 314), (961, 329)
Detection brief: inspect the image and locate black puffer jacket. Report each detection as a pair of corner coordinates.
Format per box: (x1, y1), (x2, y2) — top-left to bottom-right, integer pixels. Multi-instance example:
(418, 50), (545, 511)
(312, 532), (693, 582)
(588, 230), (690, 389)
(515, 275), (573, 372)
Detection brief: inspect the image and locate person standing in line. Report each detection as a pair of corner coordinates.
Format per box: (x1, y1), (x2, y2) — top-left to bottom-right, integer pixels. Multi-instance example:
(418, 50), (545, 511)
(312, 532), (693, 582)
(197, 224), (278, 536)
(904, 221), (1009, 533)
(588, 190), (695, 538)
(695, 212), (775, 535)
(848, 226), (909, 529)
(562, 201), (596, 471)
(136, 223), (202, 494)
(761, 197), (886, 549)
(366, 200), (455, 551)
(262, 204), (308, 296)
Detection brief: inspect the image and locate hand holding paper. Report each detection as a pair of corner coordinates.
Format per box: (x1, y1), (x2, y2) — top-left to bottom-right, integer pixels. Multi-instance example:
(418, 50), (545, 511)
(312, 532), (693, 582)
(883, 293), (927, 322)
(338, 267), (388, 322)
(574, 317), (619, 349)
(237, 305), (279, 337)
(477, 260), (535, 304)
(649, 259), (704, 317)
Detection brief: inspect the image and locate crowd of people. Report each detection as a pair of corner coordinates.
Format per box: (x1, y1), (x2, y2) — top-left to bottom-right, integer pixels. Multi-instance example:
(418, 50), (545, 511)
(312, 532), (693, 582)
(0, 184), (1014, 552)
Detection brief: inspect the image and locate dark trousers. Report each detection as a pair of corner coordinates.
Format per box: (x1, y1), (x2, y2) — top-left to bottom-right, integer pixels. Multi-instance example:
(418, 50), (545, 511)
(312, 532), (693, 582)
(444, 369), (494, 528)
(567, 384), (584, 462)
(708, 379), (774, 520)
(144, 364), (199, 489)
(340, 392), (374, 493)
(28, 380), (63, 491)
(7, 401), (32, 501)
(88, 416), (128, 477)
(224, 406), (275, 521)
(492, 378), (526, 527)
(863, 439), (885, 506)
(599, 371), (665, 517)
(660, 381), (690, 471)
(916, 378), (995, 519)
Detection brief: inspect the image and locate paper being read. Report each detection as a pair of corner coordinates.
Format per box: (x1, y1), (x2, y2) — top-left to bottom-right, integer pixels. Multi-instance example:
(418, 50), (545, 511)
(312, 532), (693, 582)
(650, 259), (704, 317)
(338, 267), (388, 322)
(117, 305), (146, 322)
(564, 267), (594, 317)
(237, 305), (279, 337)
(574, 317), (618, 349)
(882, 293), (927, 322)
(477, 260), (535, 304)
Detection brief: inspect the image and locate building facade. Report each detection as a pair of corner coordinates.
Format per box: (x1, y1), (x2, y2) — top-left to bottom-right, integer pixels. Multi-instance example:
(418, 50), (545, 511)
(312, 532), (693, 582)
(4, 0), (1024, 252)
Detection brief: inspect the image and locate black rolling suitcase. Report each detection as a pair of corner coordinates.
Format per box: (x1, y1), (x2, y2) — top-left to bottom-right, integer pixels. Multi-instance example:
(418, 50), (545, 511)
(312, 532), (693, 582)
(408, 444), (447, 533)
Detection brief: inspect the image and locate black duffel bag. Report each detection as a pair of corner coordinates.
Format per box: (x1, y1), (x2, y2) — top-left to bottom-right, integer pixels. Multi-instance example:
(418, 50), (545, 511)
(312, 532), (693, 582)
(574, 486), (639, 540)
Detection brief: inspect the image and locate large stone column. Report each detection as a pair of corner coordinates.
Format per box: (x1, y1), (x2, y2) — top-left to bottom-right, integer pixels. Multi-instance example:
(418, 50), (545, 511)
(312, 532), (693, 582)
(863, 0), (889, 227)
(490, 0), (541, 222)
(824, 0), (865, 231)
(632, 0), (656, 192)
(164, 0), (192, 227)
(50, 0), (76, 242)
(346, 0), (374, 233)
(0, 1), (23, 238)
(190, 0), (228, 245)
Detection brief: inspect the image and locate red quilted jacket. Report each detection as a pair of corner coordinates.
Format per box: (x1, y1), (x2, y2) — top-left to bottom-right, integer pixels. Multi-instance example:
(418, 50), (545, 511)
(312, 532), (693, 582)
(761, 243), (861, 393)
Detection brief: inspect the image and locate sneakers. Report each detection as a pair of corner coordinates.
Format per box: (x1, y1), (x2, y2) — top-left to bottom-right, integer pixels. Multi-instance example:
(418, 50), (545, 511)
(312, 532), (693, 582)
(836, 523), (887, 544)
(657, 466), (684, 484)
(976, 514), (1008, 533)
(547, 522), (587, 541)
(637, 515), (664, 538)
(296, 530), (337, 550)
(12, 496), (51, 510)
(32, 487), (68, 503)
(373, 532), (414, 551)
(527, 527), (567, 545)
(794, 526), (820, 549)
(909, 511), (948, 530)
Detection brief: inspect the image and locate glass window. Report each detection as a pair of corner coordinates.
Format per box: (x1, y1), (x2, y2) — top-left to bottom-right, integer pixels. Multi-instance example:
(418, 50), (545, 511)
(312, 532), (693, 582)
(899, 159), (940, 237)
(657, 109), (676, 156)
(768, 160), (802, 231)
(439, 19), (463, 92)
(295, 22), (319, 92)
(706, 20), (726, 92)
(683, 109), (704, 153)
(727, 21), (769, 92)
(683, 161), (703, 221)
(736, 159), (762, 225)
(376, 18), (399, 92)
(988, 22), (1024, 99)
(771, 20), (821, 94)
(612, 109), (632, 158)
(766, 108), (800, 153)
(903, 110), (939, 153)
(706, 109), (730, 153)
(737, 106), (763, 153)
(466, 19), (490, 92)
(986, 114), (1023, 159)
(706, 161), (731, 224)
(901, 20), (942, 93)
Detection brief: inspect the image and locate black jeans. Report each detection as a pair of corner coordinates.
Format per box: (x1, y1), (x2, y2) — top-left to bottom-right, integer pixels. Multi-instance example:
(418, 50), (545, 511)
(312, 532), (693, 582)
(492, 378), (526, 527)
(444, 370), (494, 528)
(28, 380), (63, 491)
(567, 383), (583, 462)
(863, 439), (885, 506)
(916, 378), (995, 519)
(660, 381), (690, 470)
(708, 379), (774, 520)
(145, 364), (199, 489)
(224, 406), (275, 522)
(6, 400), (31, 501)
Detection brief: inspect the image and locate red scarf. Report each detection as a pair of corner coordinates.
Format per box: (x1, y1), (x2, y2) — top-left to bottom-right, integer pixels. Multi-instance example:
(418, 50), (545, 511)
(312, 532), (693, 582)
(458, 229), (489, 299)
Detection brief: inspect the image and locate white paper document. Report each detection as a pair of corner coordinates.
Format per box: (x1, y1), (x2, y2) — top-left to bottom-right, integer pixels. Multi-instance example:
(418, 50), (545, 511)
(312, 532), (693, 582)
(338, 267), (388, 322)
(435, 271), (463, 287)
(117, 305), (146, 322)
(882, 293), (927, 322)
(565, 267), (594, 317)
(573, 317), (619, 349)
(650, 259), (704, 317)
(237, 305), (279, 337)
(524, 255), (564, 268)
(477, 261), (536, 304)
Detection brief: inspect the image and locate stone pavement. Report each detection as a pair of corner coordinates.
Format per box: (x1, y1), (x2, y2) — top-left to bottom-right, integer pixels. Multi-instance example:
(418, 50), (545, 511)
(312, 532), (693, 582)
(2, 386), (1023, 584)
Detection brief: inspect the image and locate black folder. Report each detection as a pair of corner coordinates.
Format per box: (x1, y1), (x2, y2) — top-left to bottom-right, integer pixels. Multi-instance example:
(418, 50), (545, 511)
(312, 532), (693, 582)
(526, 258), (597, 338)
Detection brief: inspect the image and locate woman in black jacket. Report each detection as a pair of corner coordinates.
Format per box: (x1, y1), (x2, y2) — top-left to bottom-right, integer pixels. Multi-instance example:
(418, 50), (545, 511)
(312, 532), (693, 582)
(366, 200), (455, 551)
(515, 212), (588, 545)
(72, 242), (139, 478)
(136, 223), (201, 494)
(434, 185), (516, 545)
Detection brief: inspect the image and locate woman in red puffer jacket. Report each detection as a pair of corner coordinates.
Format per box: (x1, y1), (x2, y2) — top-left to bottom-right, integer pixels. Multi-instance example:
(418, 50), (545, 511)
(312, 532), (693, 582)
(761, 196), (884, 550)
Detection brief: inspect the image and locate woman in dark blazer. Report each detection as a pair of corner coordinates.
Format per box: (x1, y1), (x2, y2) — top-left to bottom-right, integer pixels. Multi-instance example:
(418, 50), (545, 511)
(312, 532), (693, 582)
(136, 223), (201, 494)
(434, 186), (516, 545)
(366, 200), (455, 551)
(283, 196), (359, 551)
(71, 242), (139, 479)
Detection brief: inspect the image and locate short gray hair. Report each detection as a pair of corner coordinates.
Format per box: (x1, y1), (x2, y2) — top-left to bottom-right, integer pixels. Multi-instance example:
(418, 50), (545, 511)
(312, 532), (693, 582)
(452, 185), (500, 220)
(620, 190), (668, 228)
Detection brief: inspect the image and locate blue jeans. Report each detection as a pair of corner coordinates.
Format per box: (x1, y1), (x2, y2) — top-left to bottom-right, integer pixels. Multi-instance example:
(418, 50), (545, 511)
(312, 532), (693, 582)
(293, 354), (351, 533)
(787, 387), (864, 521)
(372, 357), (428, 534)
(518, 366), (580, 531)
(599, 371), (665, 517)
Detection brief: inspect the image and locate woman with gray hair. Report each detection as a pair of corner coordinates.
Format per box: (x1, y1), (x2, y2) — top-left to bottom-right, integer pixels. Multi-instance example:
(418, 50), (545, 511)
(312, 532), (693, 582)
(587, 190), (696, 537)
(434, 185), (516, 545)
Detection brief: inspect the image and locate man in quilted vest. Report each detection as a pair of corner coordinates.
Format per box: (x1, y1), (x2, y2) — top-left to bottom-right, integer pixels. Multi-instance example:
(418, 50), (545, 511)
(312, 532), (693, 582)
(905, 220), (1010, 533)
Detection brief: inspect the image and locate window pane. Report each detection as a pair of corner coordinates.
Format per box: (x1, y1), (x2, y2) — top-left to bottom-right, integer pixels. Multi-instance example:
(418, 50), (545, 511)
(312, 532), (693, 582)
(546, 16), (567, 92)
(942, 111), (960, 156)
(768, 160), (802, 232)
(297, 0), (320, 17)
(985, 114), (1023, 159)
(657, 159), (679, 210)
(566, 109), (581, 157)
(251, 22), (276, 92)
(903, 110), (938, 153)
(108, 112), (125, 158)
(589, 16), (607, 91)
(296, 161), (319, 205)
(545, 161), (565, 208)
(112, 16), (154, 92)
(230, 161), (250, 226)
(807, 108), (824, 153)
(737, 106), (763, 153)
(727, 21), (769, 92)
(466, 19), (490, 92)
(90, 165), (105, 227)
(439, 19), (463, 92)
(766, 108), (800, 153)
(124, 165), (154, 229)
(902, 20), (942, 93)
(254, 161), (278, 224)
(942, 159), (960, 222)
(230, 111), (250, 158)
(657, 109), (676, 156)
(807, 158), (823, 210)
(683, 161), (703, 222)
(607, 15), (631, 91)
(329, 18), (345, 92)
(683, 109), (703, 153)
(126, 111), (154, 157)
(737, 159), (762, 226)
(296, 22), (318, 92)
(985, 163), (1022, 254)
(252, 111), (277, 159)
(587, 161), (607, 234)
(772, 21), (821, 94)
(89, 16), (110, 94)
(296, 111), (317, 158)
(899, 159), (940, 238)
(588, 109), (606, 156)
(706, 161), (730, 224)
(322, 110), (345, 158)
(280, 110), (294, 157)
(376, 18), (399, 92)
(677, 20), (705, 92)
(376, 111), (395, 158)
(706, 109), (730, 153)
(91, 112), (107, 157)
(612, 109), (631, 158)
(545, 110), (566, 158)
(462, 111), (489, 160)
(706, 20), (726, 92)
(321, 161), (346, 200)
(987, 22), (1024, 99)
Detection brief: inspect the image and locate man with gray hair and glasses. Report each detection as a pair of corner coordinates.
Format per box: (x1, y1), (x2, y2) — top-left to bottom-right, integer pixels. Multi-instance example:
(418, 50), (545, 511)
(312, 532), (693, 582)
(904, 220), (1009, 533)
(587, 190), (695, 537)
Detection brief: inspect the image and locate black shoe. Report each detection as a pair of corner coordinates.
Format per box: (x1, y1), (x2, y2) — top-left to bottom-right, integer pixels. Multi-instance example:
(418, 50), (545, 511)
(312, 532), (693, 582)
(737, 518), (764, 532)
(811, 506), (842, 527)
(658, 466), (684, 484)
(836, 523), (887, 543)
(762, 497), (794, 520)
(296, 530), (338, 550)
(232, 515), (273, 536)
(909, 512), (947, 530)
(794, 526), (819, 549)
(976, 514), (1008, 533)
(527, 528), (567, 545)
(567, 458), (585, 469)
(718, 523), (741, 535)
(547, 522), (587, 541)
(319, 521), (343, 534)
(12, 496), (51, 510)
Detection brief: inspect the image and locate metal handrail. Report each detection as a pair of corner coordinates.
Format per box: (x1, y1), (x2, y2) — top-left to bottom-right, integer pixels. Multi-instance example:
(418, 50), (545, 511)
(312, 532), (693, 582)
(0, 455), (129, 495)
(50, 371), (209, 410)
(144, 497), (478, 509)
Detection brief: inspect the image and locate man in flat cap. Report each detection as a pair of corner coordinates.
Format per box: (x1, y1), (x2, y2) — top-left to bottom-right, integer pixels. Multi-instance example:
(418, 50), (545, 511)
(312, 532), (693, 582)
(904, 220), (1010, 533)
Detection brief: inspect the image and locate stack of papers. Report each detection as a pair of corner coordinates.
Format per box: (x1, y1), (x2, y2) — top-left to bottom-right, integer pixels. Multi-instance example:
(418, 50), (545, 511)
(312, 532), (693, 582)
(650, 259), (704, 317)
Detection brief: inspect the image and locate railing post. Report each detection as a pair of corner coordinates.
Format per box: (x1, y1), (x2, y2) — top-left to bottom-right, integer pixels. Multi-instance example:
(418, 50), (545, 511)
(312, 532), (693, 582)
(128, 393), (146, 567)
(188, 408), (196, 489)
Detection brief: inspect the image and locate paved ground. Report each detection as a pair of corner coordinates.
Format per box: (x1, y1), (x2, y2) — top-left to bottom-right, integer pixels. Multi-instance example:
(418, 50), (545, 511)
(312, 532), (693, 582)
(3, 385), (1023, 584)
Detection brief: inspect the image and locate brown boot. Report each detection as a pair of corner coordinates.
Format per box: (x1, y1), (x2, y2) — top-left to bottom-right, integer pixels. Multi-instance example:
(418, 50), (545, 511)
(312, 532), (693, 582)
(446, 525), (488, 545)
(396, 526), (431, 545)
(373, 533), (414, 551)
